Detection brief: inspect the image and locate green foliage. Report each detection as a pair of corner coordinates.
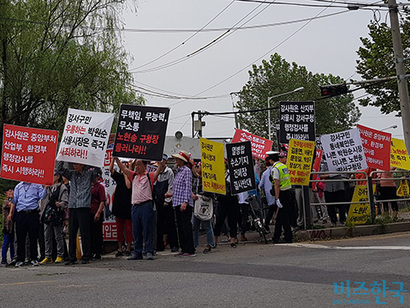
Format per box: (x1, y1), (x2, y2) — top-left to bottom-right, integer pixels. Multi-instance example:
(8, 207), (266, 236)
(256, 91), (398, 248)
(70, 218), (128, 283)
(356, 7), (410, 114)
(236, 53), (360, 140)
(0, 0), (144, 137)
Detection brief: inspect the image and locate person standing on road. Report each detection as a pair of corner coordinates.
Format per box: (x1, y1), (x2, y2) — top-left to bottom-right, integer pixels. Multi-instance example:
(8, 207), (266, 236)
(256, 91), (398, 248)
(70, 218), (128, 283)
(109, 158), (133, 257)
(260, 153), (276, 233)
(115, 157), (165, 261)
(166, 151), (196, 257)
(39, 171), (68, 264)
(271, 150), (293, 244)
(192, 162), (215, 254)
(8, 182), (46, 267)
(154, 154), (179, 252)
(2, 187), (15, 266)
(90, 172), (106, 261)
(57, 162), (101, 265)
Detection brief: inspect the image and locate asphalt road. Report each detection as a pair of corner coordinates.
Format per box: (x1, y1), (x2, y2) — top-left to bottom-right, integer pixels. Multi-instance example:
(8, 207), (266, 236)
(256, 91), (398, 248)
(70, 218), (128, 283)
(1, 232), (410, 308)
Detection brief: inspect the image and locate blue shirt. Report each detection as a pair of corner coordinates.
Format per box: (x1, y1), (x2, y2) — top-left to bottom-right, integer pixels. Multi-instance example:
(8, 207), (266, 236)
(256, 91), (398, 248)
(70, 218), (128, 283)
(13, 182), (46, 212)
(259, 166), (275, 206)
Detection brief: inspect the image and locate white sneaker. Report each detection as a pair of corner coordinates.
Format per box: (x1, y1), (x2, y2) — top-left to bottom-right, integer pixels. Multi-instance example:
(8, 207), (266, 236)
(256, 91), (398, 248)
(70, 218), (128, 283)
(15, 261), (24, 267)
(30, 260), (39, 266)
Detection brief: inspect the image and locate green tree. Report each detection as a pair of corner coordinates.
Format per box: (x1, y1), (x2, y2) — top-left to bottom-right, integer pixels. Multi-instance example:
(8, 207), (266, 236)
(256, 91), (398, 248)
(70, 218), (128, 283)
(0, 0), (142, 137)
(236, 53), (360, 141)
(356, 8), (410, 114)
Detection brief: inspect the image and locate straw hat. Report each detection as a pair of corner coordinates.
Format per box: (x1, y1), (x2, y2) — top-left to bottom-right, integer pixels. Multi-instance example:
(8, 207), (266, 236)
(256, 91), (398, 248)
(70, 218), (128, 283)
(172, 150), (190, 163)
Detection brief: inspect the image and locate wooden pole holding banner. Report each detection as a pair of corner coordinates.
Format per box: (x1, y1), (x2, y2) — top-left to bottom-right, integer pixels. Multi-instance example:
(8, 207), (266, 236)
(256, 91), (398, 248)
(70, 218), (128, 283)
(76, 233), (82, 260)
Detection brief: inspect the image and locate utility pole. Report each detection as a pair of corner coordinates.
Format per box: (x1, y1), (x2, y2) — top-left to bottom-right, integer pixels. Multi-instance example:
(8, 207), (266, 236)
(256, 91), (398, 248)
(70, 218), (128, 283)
(389, 0), (410, 154)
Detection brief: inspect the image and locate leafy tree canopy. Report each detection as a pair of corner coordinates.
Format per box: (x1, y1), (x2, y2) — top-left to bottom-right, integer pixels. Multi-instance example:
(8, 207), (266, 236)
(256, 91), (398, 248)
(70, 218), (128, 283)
(236, 53), (361, 141)
(0, 0), (143, 136)
(356, 7), (410, 114)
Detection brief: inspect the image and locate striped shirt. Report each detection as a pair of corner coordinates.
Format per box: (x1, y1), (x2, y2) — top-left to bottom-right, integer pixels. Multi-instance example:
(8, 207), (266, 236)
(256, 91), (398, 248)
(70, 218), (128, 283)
(173, 165), (193, 207)
(58, 166), (101, 209)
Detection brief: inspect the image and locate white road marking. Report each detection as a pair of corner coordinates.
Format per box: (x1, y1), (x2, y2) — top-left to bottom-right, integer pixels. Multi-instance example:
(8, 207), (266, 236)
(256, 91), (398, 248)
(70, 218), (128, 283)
(286, 243), (410, 250)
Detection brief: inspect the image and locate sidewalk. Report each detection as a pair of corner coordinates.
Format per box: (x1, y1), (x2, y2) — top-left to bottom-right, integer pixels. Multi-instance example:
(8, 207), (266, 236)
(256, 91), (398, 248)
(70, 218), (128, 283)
(207, 211), (410, 246)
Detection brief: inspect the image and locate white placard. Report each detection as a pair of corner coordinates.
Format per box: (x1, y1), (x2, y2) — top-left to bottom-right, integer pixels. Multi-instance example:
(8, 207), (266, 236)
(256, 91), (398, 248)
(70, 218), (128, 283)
(321, 128), (368, 172)
(56, 108), (115, 167)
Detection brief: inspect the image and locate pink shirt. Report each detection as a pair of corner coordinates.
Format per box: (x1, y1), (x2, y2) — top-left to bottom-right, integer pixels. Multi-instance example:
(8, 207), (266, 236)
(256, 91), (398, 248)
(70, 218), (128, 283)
(377, 170), (396, 187)
(128, 171), (155, 205)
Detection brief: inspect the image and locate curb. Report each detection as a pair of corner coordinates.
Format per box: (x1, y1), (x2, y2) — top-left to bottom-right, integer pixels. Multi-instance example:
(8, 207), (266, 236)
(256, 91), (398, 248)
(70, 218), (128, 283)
(295, 221), (410, 241)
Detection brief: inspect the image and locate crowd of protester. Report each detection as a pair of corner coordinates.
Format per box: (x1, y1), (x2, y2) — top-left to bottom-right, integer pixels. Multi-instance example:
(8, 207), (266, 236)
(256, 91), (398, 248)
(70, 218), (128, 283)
(1, 148), (407, 266)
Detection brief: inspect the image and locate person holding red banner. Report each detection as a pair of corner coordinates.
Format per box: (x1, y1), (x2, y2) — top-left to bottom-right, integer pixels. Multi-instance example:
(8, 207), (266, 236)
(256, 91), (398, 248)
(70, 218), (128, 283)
(8, 182), (46, 267)
(114, 157), (165, 261)
(57, 162), (101, 265)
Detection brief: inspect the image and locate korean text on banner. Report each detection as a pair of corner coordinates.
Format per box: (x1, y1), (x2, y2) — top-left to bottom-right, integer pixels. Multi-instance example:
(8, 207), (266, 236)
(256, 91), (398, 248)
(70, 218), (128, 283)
(321, 128), (368, 172)
(200, 138), (225, 194)
(391, 138), (410, 170)
(1, 124), (58, 185)
(56, 108), (114, 167)
(113, 105), (169, 161)
(226, 141), (256, 195)
(347, 185), (371, 225)
(231, 129), (273, 160)
(311, 149), (323, 190)
(357, 124), (391, 171)
(279, 101), (315, 144)
(288, 139), (315, 186)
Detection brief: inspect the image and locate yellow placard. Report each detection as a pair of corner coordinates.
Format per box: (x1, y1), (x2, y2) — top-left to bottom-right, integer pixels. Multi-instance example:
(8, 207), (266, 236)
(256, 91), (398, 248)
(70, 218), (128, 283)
(200, 138), (226, 194)
(397, 179), (410, 197)
(347, 185), (371, 225)
(287, 139), (315, 186)
(390, 138), (410, 170)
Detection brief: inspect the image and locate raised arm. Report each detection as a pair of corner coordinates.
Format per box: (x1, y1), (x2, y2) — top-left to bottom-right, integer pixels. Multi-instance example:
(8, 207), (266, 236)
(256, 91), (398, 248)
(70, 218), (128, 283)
(114, 157), (131, 179)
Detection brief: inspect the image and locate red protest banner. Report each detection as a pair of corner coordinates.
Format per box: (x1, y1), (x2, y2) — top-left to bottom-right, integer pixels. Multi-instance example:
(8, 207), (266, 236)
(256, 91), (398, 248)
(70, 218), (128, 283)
(311, 149), (323, 190)
(231, 129), (273, 160)
(1, 124), (58, 185)
(357, 124), (391, 171)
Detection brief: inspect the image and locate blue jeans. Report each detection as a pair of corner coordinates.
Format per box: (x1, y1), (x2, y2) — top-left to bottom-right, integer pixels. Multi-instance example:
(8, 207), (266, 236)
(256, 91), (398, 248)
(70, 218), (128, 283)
(131, 201), (154, 256)
(2, 233), (15, 262)
(192, 216), (215, 248)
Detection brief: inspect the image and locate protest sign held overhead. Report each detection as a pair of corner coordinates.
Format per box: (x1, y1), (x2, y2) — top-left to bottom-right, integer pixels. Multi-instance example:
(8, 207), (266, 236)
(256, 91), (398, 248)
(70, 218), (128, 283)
(1, 124), (58, 185)
(231, 129), (273, 160)
(200, 138), (226, 194)
(113, 105), (169, 161)
(226, 141), (256, 195)
(357, 124), (391, 171)
(287, 139), (315, 186)
(56, 108), (114, 167)
(321, 128), (367, 172)
(391, 138), (410, 170)
(279, 101), (315, 144)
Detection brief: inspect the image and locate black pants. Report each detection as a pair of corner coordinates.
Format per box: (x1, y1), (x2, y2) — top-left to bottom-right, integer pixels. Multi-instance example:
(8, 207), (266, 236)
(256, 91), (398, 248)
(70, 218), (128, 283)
(380, 186), (398, 212)
(157, 203), (179, 250)
(68, 208), (91, 261)
(239, 203), (249, 235)
(325, 190), (347, 223)
(90, 213), (103, 257)
(214, 197), (239, 238)
(175, 205), (195, 254)
(273, 190), (293, 243)
(15, 210), (39, 262)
